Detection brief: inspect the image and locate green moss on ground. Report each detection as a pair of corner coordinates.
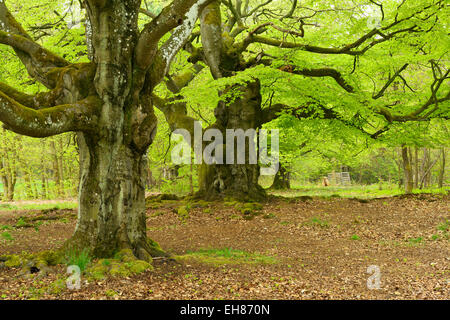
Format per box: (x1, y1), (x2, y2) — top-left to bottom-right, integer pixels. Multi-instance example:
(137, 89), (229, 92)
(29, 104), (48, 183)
(177, 205), (190, 222)
(86, 249), (153, 281)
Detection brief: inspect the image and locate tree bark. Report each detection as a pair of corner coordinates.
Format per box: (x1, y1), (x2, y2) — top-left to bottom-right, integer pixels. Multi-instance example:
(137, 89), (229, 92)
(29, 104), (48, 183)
(196, 80), (266, 201)
(438, 148), (445, 188)
(270, 164), (291, 190)
(414, 146), (419, 188)
(71, 134), (153, 259)
(402, 146), (414, 194)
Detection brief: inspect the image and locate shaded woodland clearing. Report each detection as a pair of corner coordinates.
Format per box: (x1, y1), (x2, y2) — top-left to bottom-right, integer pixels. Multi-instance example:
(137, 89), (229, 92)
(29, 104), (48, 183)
(0, 192), (448, 300)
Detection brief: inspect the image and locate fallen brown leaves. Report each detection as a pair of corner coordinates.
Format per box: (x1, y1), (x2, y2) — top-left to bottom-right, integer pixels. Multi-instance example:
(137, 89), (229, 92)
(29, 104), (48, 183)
(0, 194), (448, 300)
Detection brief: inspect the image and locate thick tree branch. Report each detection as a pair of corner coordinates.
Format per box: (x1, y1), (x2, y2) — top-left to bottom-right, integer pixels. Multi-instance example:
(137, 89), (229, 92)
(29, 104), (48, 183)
(146, 0), (212, 86)
(377, 68), (450, 122)
(136, 0), (211, 71)
(0, 31), (68, 69)
(0, 2), (70, 88)
(0, 81), (65, 109)
(289, 67), (355, 93)
(253, 58), (355, 93)
(200, 1), (223, 79)
(152, 94), (198, 140)
(238, 2), (441, 55)
(0, 91), (100, 138)
(261, 102), (380, 139)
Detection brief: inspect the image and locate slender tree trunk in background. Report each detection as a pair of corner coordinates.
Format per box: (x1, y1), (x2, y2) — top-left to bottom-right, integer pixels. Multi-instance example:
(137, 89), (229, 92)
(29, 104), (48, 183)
(419, 149), (441, 189)
(5, 179), (15, 201)
(402, 146), (414, 194)
(189, 162), (194, 195)
(23, 168), (35, 199)
(427, 149), (432, 187)
(0, 160), (7, 200)
(414, 147), (419, 188)
(50, 140), (63, 198)
(58, 138), (65, 198)
(45, 179), (50, 198)
(1, 151), (17, 201)
(359, 166), (363, 184)
(39, 140), (47, 199)
(394, 149), (403, 188)
(420, 148), (428, 189)
(41, 172), (47, 199)
(438, 148), (445, 188)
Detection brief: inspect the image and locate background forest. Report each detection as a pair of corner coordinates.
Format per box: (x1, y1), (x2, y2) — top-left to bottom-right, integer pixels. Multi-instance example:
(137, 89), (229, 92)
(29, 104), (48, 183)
(0, 0), (449, 202)
(0, 0), (449, 201)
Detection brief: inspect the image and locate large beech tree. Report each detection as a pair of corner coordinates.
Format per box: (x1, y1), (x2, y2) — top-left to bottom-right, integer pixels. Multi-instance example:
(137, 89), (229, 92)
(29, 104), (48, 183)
(154, 0), (449, 199)
(0, 0), (214, 259)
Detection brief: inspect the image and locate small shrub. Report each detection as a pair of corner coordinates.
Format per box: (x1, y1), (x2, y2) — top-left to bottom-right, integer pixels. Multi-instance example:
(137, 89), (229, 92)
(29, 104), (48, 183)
(350, 235), (360, 240)
(64, 248), (91, 272)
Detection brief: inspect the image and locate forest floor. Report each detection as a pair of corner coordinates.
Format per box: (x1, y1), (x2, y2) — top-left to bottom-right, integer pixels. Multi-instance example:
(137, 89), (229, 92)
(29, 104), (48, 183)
(0, 192), (448, 300)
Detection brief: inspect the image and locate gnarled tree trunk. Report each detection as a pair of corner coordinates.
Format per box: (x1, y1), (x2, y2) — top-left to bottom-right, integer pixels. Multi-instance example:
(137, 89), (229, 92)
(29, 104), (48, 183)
(72, 134), (152, 259)
(196, 80), (266, 201)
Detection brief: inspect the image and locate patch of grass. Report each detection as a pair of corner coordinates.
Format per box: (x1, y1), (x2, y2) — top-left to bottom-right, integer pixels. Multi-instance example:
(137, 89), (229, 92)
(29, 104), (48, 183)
(0, 225), (12, 231)
(105, 289), (118, 297)
(350, 234), (360, 240)
(310, 216), (329, 228)
(408, 237), (424, 245)
(64, 248), (91, 272)
(1, 232), (13, 241)
(0, 204), (18, 210)
(177, 247), (277, 265)
(0, 202), (77, 212)
(15, 217), (27, 228)
(151, 211), (166, 217)
(436, 219), (449, 239)
(268, 184), (449, 200)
